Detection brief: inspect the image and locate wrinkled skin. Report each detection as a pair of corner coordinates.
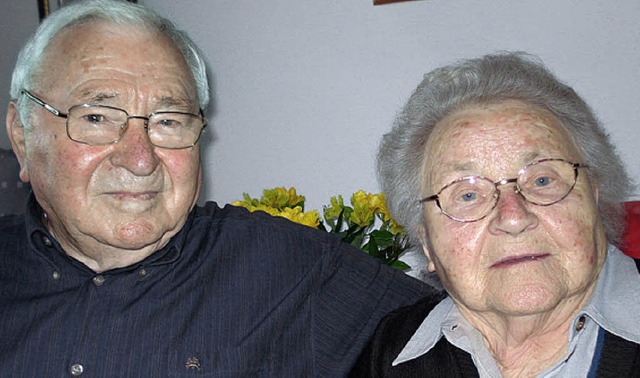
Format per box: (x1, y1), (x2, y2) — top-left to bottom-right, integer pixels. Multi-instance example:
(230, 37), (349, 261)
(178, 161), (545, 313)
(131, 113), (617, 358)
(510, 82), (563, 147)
(419, 101), (607, 376)
(6, 21), (202, 272)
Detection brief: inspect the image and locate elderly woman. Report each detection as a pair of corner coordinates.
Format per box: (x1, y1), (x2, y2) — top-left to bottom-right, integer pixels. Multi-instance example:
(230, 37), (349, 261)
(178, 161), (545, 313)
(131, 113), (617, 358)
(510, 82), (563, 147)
(351, 52), (640, 377)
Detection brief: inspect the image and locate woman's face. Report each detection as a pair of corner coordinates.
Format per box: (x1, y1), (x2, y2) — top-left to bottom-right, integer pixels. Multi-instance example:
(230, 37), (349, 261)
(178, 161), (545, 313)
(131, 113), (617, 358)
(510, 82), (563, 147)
(420, 101), (607, 318)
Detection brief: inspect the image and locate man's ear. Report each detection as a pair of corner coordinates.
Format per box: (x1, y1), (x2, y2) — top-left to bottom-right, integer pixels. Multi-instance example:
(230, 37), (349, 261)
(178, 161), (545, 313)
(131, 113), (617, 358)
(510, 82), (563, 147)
(417, 224), (437, 272)
(6, 101), (30, 183)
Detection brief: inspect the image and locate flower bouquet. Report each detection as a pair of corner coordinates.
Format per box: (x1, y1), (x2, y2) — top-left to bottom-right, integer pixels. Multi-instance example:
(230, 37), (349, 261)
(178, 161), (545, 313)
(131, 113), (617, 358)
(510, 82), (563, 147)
(232, 187), (410, 270)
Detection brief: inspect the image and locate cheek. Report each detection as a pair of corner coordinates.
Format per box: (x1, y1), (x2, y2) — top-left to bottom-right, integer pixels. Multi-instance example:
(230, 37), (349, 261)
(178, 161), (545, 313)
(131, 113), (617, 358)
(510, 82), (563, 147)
(543, 206), (600, 265)
(29, 134), (105, 187)
(429, 220), (483, 265)
(158, 150), (200, 187)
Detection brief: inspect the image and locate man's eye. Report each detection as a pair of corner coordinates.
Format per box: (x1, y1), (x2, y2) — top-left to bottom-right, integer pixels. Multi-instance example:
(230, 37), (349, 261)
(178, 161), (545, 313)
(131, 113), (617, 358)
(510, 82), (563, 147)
(84, 114), (106, 123)
(158, 118), (180, 127)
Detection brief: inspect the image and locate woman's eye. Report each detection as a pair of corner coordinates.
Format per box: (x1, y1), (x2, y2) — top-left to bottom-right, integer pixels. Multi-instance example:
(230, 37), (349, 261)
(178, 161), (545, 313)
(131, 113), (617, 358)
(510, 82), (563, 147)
(460, 192), (478, 202)
(534, 176), (552, 186)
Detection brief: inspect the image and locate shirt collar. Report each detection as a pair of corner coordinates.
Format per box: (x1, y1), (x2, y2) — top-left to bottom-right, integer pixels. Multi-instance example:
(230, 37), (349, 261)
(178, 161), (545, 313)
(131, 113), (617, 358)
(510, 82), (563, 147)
(393, 245), (640, 366)
(580, 246), (640, 344)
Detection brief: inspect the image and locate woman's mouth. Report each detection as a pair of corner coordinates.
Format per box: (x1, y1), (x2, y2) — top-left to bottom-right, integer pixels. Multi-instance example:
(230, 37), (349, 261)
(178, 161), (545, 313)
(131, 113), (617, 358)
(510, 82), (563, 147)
(490, 253), (550, 268)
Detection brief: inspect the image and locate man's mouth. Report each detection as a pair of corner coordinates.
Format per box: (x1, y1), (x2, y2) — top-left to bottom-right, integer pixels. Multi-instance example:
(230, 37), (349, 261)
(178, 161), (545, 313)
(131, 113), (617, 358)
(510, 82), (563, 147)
(107, 191), (159, 201)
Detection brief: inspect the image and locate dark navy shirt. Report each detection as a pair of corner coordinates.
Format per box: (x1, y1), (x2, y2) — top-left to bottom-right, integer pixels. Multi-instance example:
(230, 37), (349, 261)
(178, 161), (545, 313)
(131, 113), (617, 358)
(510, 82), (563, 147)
(0, 198), (430, 377)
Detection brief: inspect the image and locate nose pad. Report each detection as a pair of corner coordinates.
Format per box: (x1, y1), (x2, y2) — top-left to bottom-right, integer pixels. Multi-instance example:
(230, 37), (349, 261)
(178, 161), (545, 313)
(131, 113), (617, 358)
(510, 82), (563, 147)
(495, 178), (528, 208)
(110, 115), (158, 176)
(119, 115), (152, 142)
(117, 122), (129, 138)
(489, 182), (538, 234)
(126, 115), (150, 129)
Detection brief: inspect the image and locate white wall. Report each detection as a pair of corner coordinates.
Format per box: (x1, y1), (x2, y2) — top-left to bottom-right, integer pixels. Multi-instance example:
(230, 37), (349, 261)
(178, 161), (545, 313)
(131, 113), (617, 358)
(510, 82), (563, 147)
(3, 0), (639, 213)
(141, 0), (640, 210)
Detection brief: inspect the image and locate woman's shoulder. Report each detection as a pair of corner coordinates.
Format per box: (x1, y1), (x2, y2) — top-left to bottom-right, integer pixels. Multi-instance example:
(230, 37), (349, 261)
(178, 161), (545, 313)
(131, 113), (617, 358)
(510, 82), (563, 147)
(364, 292), (447, 360)
(379, 294), (446, 335)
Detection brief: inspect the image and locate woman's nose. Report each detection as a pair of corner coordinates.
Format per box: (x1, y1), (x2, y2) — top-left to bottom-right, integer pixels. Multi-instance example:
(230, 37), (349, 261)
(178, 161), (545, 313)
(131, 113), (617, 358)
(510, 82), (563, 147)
(488, 184), (539, 235)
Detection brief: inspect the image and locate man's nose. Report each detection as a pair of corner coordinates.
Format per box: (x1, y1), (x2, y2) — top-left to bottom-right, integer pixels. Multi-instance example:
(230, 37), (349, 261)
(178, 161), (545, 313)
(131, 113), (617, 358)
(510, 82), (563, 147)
(108, 117), (159, 176)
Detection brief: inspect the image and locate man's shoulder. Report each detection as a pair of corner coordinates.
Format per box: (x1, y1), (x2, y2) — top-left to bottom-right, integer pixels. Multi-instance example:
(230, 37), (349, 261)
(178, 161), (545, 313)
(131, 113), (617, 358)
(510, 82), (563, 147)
(0, 214), (26, 239)
(0, 215), (28, 266)
(192, 201), (339, 245)
(184, 201), (343, 269)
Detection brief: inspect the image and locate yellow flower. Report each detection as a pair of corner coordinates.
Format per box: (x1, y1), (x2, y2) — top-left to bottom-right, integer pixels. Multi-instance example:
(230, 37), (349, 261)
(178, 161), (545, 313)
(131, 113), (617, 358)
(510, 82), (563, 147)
(231, 200), (246, 208)
(232, 187), (410, 269)
(231, 193), (259, 209)
(376, 194), (391, 221)
(323, 195), (345, 221)
(276, 206), (320, 228)
(350, 190), (384, 227)
(261, 187), (305, 210)
(251, 204), (282, 216)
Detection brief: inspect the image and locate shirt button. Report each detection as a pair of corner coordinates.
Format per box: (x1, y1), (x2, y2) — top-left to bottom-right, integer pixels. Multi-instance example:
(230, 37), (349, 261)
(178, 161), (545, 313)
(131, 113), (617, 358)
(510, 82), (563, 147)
(42, 236), (52, 247)
(575, 315), (586, 331)
(92, 275), (106, 287)
(138, 268), (147, 277)
(69, 363), (84, 376)
(52, 271), (61, 281)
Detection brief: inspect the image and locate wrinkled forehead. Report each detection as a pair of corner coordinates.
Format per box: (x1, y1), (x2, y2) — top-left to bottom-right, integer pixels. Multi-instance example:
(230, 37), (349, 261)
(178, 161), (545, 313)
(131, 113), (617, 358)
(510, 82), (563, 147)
(33, 20), (191, 91)
(421, 101), (584, 187)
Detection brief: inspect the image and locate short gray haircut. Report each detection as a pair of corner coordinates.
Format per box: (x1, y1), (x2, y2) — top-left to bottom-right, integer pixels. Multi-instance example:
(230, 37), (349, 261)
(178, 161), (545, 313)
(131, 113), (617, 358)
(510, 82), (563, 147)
(378, 52), (633, 250)
(10, 0), (209, 128)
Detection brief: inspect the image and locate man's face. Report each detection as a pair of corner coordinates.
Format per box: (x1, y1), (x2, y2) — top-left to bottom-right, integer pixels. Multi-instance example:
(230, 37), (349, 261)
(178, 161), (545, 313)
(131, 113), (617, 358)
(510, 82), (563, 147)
(10, 22), (202, 269)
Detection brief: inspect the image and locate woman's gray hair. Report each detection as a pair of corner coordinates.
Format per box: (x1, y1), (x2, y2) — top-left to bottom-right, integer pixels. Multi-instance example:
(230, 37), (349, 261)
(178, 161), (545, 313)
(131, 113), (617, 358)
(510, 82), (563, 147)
(378, 52), (633, 252)
(11, 0), (209, 128)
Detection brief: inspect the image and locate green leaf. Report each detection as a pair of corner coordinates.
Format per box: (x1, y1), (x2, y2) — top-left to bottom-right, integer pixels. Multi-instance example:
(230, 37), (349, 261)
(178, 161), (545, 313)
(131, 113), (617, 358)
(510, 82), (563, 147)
(390, 260), (411, 270)
(369, 230), (394, 250)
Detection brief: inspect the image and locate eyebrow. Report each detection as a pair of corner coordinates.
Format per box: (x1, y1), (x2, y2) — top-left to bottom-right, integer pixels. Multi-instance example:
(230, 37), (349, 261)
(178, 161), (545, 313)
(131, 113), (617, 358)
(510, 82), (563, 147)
(154, 96), (195, 110)
(434, 151), (544, 181)
(78, 91), (120, 104)
(75, 91), (196, 112)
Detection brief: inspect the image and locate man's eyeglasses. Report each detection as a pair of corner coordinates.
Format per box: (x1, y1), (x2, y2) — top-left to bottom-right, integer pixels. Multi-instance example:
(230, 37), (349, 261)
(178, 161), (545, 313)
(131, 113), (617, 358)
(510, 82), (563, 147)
(419, 158), (588, 223)
(22, 90), (207, 149)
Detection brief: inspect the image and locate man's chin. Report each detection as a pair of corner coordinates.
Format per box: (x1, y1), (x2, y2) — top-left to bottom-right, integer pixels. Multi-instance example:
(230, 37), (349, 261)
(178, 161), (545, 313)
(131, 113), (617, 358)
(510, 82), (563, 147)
(109, 220), (163, 249)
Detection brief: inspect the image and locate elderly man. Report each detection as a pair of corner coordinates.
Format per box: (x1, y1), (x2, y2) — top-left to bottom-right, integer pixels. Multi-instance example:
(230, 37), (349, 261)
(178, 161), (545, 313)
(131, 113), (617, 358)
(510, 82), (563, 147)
(0, 1), (430, 376)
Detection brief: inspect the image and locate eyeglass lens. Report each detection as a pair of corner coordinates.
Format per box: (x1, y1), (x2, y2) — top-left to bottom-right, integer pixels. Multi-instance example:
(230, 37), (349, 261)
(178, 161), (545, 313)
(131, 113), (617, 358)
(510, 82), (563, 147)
(67, 105), (202, 148)
(435, 159), (578, 222)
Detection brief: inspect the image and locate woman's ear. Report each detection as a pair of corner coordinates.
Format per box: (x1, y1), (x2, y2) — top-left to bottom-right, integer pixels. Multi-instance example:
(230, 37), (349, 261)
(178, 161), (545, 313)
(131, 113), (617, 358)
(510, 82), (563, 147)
(417, 224), (437, 272)
(6, 101), (29, 183)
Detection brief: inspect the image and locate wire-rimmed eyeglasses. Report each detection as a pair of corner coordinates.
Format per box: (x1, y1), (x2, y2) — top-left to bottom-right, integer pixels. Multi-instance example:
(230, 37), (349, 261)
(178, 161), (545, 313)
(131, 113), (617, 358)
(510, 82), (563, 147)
(22, 90), (207, 149)
(419, 158), (588, 223)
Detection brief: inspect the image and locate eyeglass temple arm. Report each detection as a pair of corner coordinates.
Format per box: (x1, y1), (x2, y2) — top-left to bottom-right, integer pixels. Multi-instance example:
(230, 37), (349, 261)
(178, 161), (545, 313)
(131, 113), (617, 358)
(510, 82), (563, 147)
(419, 194), (439, 204)
(22, 90), (68, 118)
